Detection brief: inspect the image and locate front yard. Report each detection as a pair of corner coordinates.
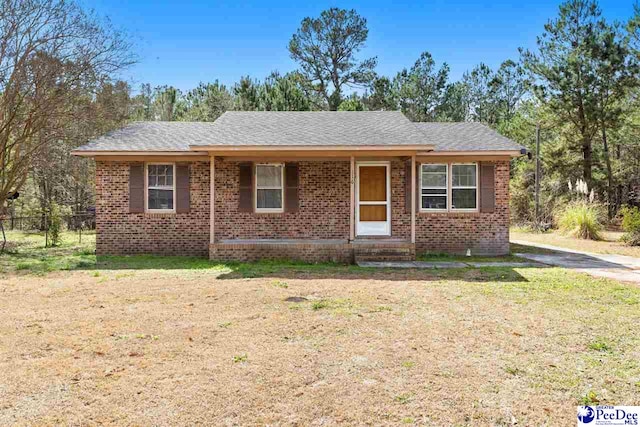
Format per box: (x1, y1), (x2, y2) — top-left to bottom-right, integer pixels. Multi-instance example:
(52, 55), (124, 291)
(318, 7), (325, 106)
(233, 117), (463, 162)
(1, 232), (639, 425)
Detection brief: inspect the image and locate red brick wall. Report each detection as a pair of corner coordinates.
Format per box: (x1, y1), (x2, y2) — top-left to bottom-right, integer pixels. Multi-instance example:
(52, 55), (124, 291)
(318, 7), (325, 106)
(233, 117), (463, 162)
(95, 159), (510, 258)
(391, 160), (411, 239)
(414, 160), (511, 255)
(95, 161), (210, 256)
(214, 160), (350, 240)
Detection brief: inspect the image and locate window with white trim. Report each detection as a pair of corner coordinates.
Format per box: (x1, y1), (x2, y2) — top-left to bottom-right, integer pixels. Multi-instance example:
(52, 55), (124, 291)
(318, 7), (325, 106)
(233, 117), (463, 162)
(451, 163), (477, 210)
(255, 164), (284, 212)
(147, 164), (175, 211)
(420, 164), (448, 210)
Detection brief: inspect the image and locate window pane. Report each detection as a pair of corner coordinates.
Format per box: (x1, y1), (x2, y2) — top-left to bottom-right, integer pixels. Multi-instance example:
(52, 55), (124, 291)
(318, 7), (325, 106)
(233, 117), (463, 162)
(422, 188), (447, 195)
(422, 195), (447, 210)
(148, 165), (173, 187)
(148, 165), (158, 187)
(148, 189), (174, 210)
(164, 165), (173, 184)
(452, 165), (476, 187)
(452, 189), (476, 209)
(421, 164), (447, 187)
(256, 165), (282, 187)
(257, 189), (282, 209)
(423, 164), (446, 174)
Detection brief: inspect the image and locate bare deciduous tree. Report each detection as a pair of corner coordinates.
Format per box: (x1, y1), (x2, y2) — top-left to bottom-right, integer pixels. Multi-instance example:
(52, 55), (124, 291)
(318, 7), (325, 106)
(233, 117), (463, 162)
(0, 0), (134, 216)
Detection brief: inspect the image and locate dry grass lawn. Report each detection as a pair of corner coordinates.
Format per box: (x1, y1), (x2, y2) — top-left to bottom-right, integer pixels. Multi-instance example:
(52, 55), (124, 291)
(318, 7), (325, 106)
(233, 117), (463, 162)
(1, 258), (640, 425)
(511, 229), (640, 258)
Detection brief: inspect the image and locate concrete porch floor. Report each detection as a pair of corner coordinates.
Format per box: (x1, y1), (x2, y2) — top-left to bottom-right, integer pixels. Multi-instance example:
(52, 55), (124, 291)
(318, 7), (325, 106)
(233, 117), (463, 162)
(210, 238), (416, 263)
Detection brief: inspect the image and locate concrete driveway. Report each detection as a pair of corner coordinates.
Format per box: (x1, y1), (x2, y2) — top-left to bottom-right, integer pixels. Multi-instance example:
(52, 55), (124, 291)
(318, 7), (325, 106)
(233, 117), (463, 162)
(512, 239), (640, 285)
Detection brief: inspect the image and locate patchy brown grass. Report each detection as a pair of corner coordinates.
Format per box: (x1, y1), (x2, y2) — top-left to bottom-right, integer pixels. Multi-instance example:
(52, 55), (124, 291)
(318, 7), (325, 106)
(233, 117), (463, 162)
(1, 264), (639, 425)
(511, 229), (640, 257)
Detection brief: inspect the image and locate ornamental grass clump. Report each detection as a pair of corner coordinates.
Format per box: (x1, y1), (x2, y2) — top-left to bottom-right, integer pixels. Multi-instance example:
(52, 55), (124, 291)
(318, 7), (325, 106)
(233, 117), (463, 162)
(556, 179), (605, 240)
(557, 201), (604, 240)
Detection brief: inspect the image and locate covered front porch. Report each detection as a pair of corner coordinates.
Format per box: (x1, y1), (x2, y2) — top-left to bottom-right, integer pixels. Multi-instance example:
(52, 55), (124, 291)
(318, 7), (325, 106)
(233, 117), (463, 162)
(205, 147), (422, 263)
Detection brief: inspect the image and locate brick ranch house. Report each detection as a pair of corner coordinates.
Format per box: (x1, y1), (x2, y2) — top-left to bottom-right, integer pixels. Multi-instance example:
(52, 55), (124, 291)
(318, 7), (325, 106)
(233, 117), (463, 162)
(72, 111), (526, 263)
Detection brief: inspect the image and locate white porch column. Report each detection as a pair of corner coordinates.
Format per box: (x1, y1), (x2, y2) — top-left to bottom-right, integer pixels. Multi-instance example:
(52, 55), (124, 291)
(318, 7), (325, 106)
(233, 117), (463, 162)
(350, 156), (355, 241)
(210, 155), (215, 244)
(411, 154), (416, 244)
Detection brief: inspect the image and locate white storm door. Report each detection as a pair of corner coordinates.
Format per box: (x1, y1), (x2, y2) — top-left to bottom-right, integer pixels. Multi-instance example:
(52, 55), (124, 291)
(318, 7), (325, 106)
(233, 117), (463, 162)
(356, 162), (391, 236)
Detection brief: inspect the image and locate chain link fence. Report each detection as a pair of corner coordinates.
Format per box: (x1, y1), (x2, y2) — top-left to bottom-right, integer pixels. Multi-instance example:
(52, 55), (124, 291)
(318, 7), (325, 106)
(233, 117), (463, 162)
(0, 212), (96, 250)
(4, 213), (95, 232)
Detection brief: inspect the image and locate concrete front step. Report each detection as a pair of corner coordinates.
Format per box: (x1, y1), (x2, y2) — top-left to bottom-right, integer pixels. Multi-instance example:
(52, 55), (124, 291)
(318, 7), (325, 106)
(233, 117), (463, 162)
(353, 242), (416, 262)
(355, 248), (413, 255)
(355, 256), (416, 262)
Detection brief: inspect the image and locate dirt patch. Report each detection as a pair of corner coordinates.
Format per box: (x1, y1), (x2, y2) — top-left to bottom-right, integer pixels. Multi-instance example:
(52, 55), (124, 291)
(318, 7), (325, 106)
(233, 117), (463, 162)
(284, 296), (308, 302)
(0, 267), (639, 425)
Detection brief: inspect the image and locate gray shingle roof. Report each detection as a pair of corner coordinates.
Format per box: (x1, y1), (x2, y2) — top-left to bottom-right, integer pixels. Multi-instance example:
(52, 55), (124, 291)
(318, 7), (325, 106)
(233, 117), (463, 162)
(192, 111), (429, 147)
(74, 121), (216, 152)
(73, 111), (525, 153)
(74, 111), (430, 152)
(413, 122), (525, 152)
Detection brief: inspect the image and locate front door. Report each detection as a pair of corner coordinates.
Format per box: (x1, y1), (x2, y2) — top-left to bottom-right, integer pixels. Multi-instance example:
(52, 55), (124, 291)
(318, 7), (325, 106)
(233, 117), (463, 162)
(356, 162), (391, 236)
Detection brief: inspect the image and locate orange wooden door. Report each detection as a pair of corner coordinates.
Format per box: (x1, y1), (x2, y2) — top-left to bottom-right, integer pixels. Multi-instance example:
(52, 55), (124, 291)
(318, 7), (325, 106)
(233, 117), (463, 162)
(359, 166), (387, 222)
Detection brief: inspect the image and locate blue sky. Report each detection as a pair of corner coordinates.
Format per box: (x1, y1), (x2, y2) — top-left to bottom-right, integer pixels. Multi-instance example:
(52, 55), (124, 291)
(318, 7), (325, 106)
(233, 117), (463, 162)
(86, 0), (634, 93)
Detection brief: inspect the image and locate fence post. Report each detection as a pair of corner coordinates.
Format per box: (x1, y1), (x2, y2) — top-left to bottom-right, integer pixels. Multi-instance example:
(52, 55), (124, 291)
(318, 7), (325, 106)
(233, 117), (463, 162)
(44, 213), (48, 248)
(0, 220), (6, 253)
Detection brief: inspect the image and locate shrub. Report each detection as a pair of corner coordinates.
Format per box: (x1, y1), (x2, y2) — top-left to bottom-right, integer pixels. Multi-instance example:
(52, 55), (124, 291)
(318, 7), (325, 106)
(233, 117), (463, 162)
(47, 202), (63, 247)
(557, 201), (604, 240)
(620, 206), (640, 246)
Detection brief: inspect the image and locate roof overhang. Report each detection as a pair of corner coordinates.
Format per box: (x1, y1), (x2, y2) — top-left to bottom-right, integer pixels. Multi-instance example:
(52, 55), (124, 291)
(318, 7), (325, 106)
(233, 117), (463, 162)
(71, 150), (209, 157)
(189, 144), (434, 152)
(418, 149), (526, 158)
(71, 146), (527, 159)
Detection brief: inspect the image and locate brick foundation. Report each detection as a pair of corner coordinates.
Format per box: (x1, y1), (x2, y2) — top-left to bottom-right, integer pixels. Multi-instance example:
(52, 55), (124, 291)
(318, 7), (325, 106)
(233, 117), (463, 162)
(210, 241), (353, 264)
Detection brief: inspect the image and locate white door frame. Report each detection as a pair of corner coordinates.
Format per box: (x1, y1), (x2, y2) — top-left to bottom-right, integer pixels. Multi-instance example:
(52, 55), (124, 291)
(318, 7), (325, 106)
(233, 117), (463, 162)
(356, 161), (391, 236)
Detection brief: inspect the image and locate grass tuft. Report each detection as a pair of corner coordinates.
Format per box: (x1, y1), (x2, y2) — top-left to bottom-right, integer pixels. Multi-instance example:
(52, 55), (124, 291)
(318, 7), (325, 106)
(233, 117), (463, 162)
(311, 300), (329, 310)
(504, 366), (524, 376)
(271, 280), (289, 288)
(579, 390), (600, 405)
(232, 354), (248, 363)
(394, 394), (413, 404)
(557, 201), (604, 240)
(588, 339), (613, 353)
